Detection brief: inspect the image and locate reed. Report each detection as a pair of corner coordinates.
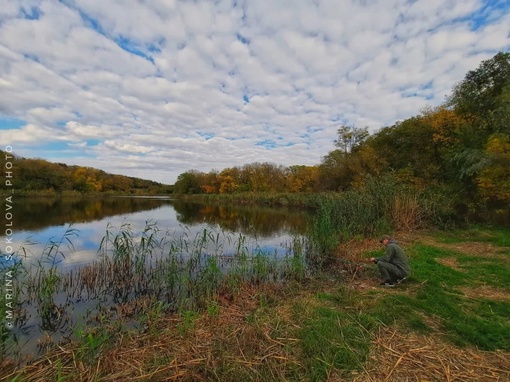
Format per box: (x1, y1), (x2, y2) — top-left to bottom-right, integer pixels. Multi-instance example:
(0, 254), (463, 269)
(307, 176), (435, 263)
(2, 221), (309, 365)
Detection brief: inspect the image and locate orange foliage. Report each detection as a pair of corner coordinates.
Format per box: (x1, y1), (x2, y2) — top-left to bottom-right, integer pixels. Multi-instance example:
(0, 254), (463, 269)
(201, 185), (217, 194)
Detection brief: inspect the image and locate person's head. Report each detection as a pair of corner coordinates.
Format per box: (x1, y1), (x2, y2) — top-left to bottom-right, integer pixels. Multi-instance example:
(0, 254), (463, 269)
(379, 235), (391, 245)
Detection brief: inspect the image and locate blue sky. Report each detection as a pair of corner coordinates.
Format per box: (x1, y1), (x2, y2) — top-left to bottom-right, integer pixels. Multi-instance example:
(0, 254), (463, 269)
(0, 0), (509, 184)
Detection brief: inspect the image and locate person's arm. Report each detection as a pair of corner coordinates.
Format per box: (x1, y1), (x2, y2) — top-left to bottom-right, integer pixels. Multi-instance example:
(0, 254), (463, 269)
(371, 245), (394, 263)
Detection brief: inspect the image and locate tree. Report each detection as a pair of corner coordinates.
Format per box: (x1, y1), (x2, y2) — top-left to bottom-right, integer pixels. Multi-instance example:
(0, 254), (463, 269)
(173, 171), (203, 194)
(443, 52), (510, 199)
(448, 51), (510, 136)
(286, 165), (319, 192)
(218, 169), (238, 194)
(200, 171), (219, 194)
(477, 134), (510, 204)
(242, 162), (286, 192)
(334, 125), (369, 153)
(364, 116), (441, 184)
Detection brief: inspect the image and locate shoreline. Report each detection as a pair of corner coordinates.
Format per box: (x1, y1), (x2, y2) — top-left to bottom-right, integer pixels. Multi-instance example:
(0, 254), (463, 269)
(2, 228), (509, 381)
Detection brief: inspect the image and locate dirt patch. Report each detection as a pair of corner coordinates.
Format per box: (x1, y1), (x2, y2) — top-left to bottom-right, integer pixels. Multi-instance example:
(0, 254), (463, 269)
(436, 256), (463, 270)
(350, 326), (510, 382)
(460, 285), (510, 301)
(417, 234), (508, 260)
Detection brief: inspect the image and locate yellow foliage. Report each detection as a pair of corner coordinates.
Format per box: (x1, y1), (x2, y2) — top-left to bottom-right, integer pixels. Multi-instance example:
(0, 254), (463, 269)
(286, 166), (319, 192)
(218, 173), (238, 194)
(422, 106), (464, 145)
(478, 134), (510, 201)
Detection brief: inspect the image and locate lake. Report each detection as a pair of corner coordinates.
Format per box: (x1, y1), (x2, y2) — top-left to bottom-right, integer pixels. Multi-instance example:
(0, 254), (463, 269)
(1, 196), (314, 362)
(2, 196), (313, 267)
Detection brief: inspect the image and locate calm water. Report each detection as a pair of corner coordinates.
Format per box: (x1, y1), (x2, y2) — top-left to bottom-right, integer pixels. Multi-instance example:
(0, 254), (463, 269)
(2, 196), (312, 267)
(1, 196), (313, 362)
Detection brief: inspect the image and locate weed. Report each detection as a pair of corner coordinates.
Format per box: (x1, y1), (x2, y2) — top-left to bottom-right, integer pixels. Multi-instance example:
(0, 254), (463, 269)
(76, 327), (110, 365)
(206, 300), (220, 317)
(177, 310), (200, 335)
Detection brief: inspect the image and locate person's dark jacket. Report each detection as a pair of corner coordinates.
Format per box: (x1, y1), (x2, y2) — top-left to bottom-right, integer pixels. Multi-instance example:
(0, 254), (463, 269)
(374, 240), (410, 275)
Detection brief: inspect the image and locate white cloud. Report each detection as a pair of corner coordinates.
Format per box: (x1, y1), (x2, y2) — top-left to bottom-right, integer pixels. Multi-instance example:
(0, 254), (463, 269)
(0, 0), (509, 184)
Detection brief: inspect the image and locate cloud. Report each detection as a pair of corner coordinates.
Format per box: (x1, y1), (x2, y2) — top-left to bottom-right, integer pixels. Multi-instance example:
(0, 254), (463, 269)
(0, 0), (509, 184)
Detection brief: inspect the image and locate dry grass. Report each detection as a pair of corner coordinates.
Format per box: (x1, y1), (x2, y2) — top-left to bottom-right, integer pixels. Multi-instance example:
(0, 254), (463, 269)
(417, 233), (509, 261)
(2, 230), (509, 382)
(351, 325), (510, 382)
(1, 283), (304, 382)
(460, 284), (510, 301)
(435, 257), (462, 270)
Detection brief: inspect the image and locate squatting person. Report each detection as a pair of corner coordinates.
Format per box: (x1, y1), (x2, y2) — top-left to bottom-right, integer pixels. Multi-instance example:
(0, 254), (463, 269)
(370, 235), (410, 287)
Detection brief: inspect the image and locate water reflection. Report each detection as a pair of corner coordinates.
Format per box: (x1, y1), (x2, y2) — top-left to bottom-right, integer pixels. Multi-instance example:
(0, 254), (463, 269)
(1, 196), (314, 269)
(172, 201), (310, 237)
(5, 197), (311, 238)
(7, 196), (173, 232)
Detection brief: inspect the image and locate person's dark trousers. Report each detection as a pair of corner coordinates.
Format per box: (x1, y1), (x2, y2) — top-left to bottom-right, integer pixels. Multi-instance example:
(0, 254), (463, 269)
(377, 262), (406, 281)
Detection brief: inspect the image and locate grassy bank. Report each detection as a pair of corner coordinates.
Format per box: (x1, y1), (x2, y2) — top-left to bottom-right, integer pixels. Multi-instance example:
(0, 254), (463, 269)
(2, 227), (509, 381)
(175, 191), (327, 208)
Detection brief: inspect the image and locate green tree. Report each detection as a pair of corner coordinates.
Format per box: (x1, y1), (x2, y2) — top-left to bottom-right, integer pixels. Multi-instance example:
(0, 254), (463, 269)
(445, 52), (510, 200)
(364, 116), (441, 185)
(448, 52), (510, 130)
(171, 171), (203, 194)
(334, 125), (369, 153)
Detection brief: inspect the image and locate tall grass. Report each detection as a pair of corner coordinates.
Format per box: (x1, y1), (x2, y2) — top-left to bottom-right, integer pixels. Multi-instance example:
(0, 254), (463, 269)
(307, 176), (436, 264)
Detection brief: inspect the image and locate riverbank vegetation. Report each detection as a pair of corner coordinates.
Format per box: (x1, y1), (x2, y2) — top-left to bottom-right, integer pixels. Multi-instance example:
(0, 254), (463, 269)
(1, 228), (508, 381)
(173, 52), (510, 225)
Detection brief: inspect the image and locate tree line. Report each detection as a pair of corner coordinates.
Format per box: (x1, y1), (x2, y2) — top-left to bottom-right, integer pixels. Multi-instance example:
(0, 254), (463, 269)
(0, 154), (171, 195)
(174, 52), (510, 222)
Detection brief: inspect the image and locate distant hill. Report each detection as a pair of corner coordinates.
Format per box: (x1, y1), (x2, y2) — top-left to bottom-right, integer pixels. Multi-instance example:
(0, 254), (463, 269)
(0, 150), (172, 195)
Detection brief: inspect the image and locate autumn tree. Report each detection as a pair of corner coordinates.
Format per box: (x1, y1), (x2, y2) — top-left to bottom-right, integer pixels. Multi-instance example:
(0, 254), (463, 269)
(218, 169), (239, 194)
(477, 134), (510, 204)
(200, 171), (220, 194)
(242, 162), (286, 192)
(286, 165), (319, 192)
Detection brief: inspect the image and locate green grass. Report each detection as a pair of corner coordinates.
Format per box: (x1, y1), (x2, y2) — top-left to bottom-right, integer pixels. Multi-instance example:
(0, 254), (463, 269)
(432, 226), (510, 247)
(457, 257), (510, 288)
(298, 309), (371, 381)
(289, 287), (375, 381)
(369, 237), (510, 351)
(265, 228), (510, 379)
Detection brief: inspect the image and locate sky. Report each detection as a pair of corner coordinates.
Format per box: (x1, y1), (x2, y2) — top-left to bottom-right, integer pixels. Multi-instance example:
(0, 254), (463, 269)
(0, 1), (509, 185)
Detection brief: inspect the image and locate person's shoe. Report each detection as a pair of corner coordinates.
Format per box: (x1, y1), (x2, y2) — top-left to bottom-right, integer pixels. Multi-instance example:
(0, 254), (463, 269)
(379, 280), (395, 287)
